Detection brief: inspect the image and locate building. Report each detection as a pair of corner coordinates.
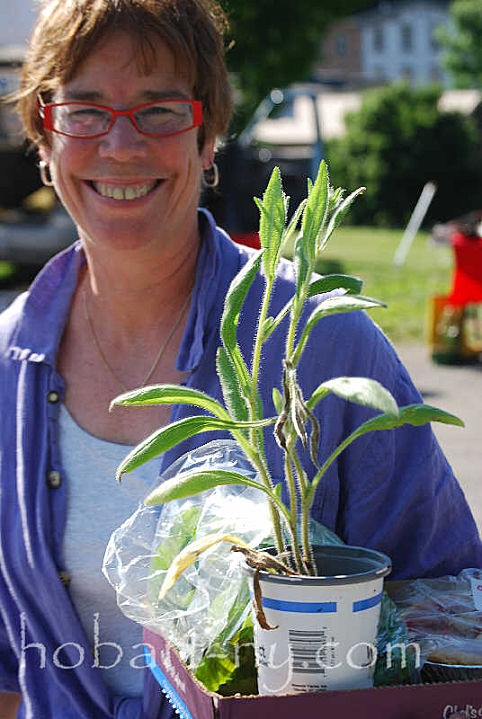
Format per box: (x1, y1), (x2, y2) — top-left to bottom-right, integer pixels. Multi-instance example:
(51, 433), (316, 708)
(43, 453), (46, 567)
(315, 0), (452, 88)
(314, 17), (363, 87)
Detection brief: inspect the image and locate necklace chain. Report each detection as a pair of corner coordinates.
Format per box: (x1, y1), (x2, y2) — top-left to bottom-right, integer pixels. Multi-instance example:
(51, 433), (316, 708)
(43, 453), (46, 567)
(82, 283), (192, 392)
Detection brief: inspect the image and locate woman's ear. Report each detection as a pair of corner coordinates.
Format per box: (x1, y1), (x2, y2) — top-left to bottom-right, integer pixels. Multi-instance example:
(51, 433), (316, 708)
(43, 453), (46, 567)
(201, 136), (216, 171)
(38, 142), (52, 165)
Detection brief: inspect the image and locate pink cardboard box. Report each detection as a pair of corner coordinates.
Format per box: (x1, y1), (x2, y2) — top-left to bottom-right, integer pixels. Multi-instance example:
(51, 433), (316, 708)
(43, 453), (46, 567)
(143, 627), (482, 719)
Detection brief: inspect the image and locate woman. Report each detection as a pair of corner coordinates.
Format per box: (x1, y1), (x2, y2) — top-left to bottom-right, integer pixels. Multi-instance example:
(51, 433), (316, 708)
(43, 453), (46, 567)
(1, 1), (231, 716)
(0, 0), (480, 717)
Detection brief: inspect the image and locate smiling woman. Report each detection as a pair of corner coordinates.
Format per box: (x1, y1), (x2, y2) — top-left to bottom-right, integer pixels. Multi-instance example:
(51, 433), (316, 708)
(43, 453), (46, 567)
(1, 0), (481, 718)
(0, 1), (235, 717)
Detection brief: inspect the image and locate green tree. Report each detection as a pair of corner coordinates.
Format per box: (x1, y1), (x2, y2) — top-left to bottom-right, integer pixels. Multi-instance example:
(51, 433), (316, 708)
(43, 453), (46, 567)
(222, 0), (373, 132)
(326, 83), (482, 227)
(436, 0), (482, 88)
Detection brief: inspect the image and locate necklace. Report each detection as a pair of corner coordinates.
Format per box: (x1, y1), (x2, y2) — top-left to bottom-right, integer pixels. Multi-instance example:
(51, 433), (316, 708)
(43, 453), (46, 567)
(82, 283), (192, 392)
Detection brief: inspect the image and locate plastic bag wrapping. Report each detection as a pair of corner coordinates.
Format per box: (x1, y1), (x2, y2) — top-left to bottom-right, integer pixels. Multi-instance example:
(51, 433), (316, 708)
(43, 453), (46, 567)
(103, 440), (276, 669)
(103, 439), (410, 691)
(386, 569), (482, 667)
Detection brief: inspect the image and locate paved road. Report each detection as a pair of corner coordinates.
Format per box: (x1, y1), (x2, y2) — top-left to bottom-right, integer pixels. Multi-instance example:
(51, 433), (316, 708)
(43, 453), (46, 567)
(1, 290), (480, 532)
(397, 343), (482, 532)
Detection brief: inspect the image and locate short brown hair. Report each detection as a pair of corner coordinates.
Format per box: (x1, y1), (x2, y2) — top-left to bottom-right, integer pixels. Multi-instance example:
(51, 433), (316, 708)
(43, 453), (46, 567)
(17, 0), (233, 149)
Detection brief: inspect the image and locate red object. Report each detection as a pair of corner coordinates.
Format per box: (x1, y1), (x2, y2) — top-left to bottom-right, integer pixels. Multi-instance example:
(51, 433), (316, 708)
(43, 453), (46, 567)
(231, 233), (261, 250)
(447, 232), (482, 306)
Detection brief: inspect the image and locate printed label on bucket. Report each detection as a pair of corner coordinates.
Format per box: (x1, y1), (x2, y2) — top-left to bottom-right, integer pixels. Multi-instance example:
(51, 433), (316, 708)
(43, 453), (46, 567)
(253, 579), (384, 695)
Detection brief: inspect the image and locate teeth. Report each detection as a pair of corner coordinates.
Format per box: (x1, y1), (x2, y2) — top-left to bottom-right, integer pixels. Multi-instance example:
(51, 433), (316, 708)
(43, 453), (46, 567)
(92, 181), (157, 200)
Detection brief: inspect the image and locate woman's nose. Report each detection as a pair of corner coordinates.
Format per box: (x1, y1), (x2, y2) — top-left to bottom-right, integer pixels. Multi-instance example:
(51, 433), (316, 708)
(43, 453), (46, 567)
(97, 115), (148, 160)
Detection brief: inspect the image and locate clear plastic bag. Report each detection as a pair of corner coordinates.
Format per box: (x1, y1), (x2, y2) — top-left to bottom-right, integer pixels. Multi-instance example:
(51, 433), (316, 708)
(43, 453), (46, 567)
(103, 440), (277, 669)
(386, 569), (482, 667)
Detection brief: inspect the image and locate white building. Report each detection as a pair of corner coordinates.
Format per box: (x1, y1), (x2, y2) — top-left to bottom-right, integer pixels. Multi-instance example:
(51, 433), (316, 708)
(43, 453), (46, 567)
(358, 0), (451, 86)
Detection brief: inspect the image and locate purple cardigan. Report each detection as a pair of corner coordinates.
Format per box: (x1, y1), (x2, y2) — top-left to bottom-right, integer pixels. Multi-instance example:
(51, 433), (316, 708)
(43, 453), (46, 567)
(0, 210), (480, 717)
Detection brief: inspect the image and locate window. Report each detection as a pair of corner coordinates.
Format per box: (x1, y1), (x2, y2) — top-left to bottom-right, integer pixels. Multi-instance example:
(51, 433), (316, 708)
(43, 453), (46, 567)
(401, 24), (413, 52)
(373, 26), (384, 52)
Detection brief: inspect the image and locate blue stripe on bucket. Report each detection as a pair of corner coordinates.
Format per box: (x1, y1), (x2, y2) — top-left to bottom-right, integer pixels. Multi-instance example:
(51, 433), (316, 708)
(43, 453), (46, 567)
(261, 597), (337, 613)
(144, 646), (194, 719)
(352, 592), (383, 613)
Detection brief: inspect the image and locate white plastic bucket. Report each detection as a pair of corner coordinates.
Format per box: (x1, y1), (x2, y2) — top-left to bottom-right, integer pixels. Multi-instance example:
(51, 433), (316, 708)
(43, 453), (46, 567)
(250, 545), (391, 695)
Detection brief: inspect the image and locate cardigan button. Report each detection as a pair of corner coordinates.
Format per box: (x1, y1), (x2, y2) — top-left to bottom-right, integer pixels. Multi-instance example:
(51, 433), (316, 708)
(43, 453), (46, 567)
(46, 470), (62, 489)
(58, 571), (71, 589)
(47, 391), (60, 404)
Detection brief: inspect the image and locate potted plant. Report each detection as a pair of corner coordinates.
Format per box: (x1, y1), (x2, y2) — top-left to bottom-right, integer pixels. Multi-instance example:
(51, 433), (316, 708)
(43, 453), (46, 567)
(110, 161), (462, 695)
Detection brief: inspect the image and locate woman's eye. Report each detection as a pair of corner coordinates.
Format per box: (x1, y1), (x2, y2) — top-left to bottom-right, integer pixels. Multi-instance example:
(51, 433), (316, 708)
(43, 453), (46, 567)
(140, 106), (174, 119)
(69, 109), (105, 120)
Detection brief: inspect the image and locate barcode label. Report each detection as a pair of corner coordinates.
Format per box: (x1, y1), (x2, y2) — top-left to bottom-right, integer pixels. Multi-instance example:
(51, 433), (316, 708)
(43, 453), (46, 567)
(288, 629), (328, 674)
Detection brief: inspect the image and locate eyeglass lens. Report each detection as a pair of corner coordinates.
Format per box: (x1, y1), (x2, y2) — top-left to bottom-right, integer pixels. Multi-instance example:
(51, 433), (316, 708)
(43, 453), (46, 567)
(51, 100), (195, 137)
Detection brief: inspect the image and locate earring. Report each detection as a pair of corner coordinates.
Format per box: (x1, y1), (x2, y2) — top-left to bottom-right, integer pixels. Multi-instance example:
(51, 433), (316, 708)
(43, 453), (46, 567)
(202, 162), (219, 188)
(38, 160), (54, 187)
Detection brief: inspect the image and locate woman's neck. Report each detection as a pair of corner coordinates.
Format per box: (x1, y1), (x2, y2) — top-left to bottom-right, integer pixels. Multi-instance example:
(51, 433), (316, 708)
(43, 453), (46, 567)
(80, 234), (199, 342)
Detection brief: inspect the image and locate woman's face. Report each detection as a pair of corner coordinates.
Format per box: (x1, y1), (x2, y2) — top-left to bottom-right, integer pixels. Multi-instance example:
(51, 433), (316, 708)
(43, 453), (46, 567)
(39, 30), (215, 256)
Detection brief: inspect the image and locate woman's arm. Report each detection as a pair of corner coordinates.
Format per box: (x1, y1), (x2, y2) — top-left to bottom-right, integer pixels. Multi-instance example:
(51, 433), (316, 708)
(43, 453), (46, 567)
(0, 692), (20, 718)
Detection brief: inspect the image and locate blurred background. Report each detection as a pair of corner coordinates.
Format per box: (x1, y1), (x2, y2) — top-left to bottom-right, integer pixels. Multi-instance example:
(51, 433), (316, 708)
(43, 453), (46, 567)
(0, 0), (481, 526)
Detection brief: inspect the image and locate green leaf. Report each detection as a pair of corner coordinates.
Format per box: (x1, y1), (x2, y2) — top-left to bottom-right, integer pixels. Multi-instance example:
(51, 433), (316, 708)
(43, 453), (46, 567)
(221, 250), (263, 355)
(309, 403), (464, 502)
(109, 384), (230, 419)
(220, 250), (263, 393)
(216, 347), (249, 425)
(145, 468), (268, 505)
(148, 506), (201, 606)
(257, 166), (287, 279)
(145, 468), (290, 528)
(307, 377), (399, 417)
(195, 591), (256, 694)
(293, 295), (386, 365)
(352, 403), (464, 435)
(151, 506), (201, 571)
(261, 316), (276, 341)
(294, 230), (310, 299)
(307, 274), (363, 297)
(272, 387), (283, 414)
(322, 186), (366, 251)
(301, 160), (329, 261)
(116, 415), (275, 479)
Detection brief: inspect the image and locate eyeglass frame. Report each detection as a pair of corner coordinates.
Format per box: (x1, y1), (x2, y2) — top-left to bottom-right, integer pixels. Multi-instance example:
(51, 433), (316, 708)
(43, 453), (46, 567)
(37, 98), (203, 139)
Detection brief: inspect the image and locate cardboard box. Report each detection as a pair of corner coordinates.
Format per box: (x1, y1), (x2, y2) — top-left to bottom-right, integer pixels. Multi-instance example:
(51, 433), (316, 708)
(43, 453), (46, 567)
(143, 628), (482, 719)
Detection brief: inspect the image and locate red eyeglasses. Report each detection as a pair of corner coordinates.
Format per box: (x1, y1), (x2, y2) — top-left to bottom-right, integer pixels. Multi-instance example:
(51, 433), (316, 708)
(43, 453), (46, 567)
(38, 98), (203, 138)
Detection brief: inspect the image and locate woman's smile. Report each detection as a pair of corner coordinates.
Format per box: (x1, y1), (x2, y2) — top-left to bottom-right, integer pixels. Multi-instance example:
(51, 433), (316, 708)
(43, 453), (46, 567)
(88, 179), (163, 201)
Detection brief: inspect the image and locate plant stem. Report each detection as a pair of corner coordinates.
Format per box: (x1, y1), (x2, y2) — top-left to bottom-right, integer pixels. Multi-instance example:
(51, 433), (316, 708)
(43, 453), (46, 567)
(242, 274), (288, 559)
(292, 450), (316, 576)
(250, 275), (274, 421)
(284, 453), (306, 573)
(232, 432), (287, 558)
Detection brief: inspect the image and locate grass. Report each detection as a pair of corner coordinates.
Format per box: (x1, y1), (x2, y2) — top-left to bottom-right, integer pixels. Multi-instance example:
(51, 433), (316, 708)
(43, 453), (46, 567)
(287, 226), (454, 345)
